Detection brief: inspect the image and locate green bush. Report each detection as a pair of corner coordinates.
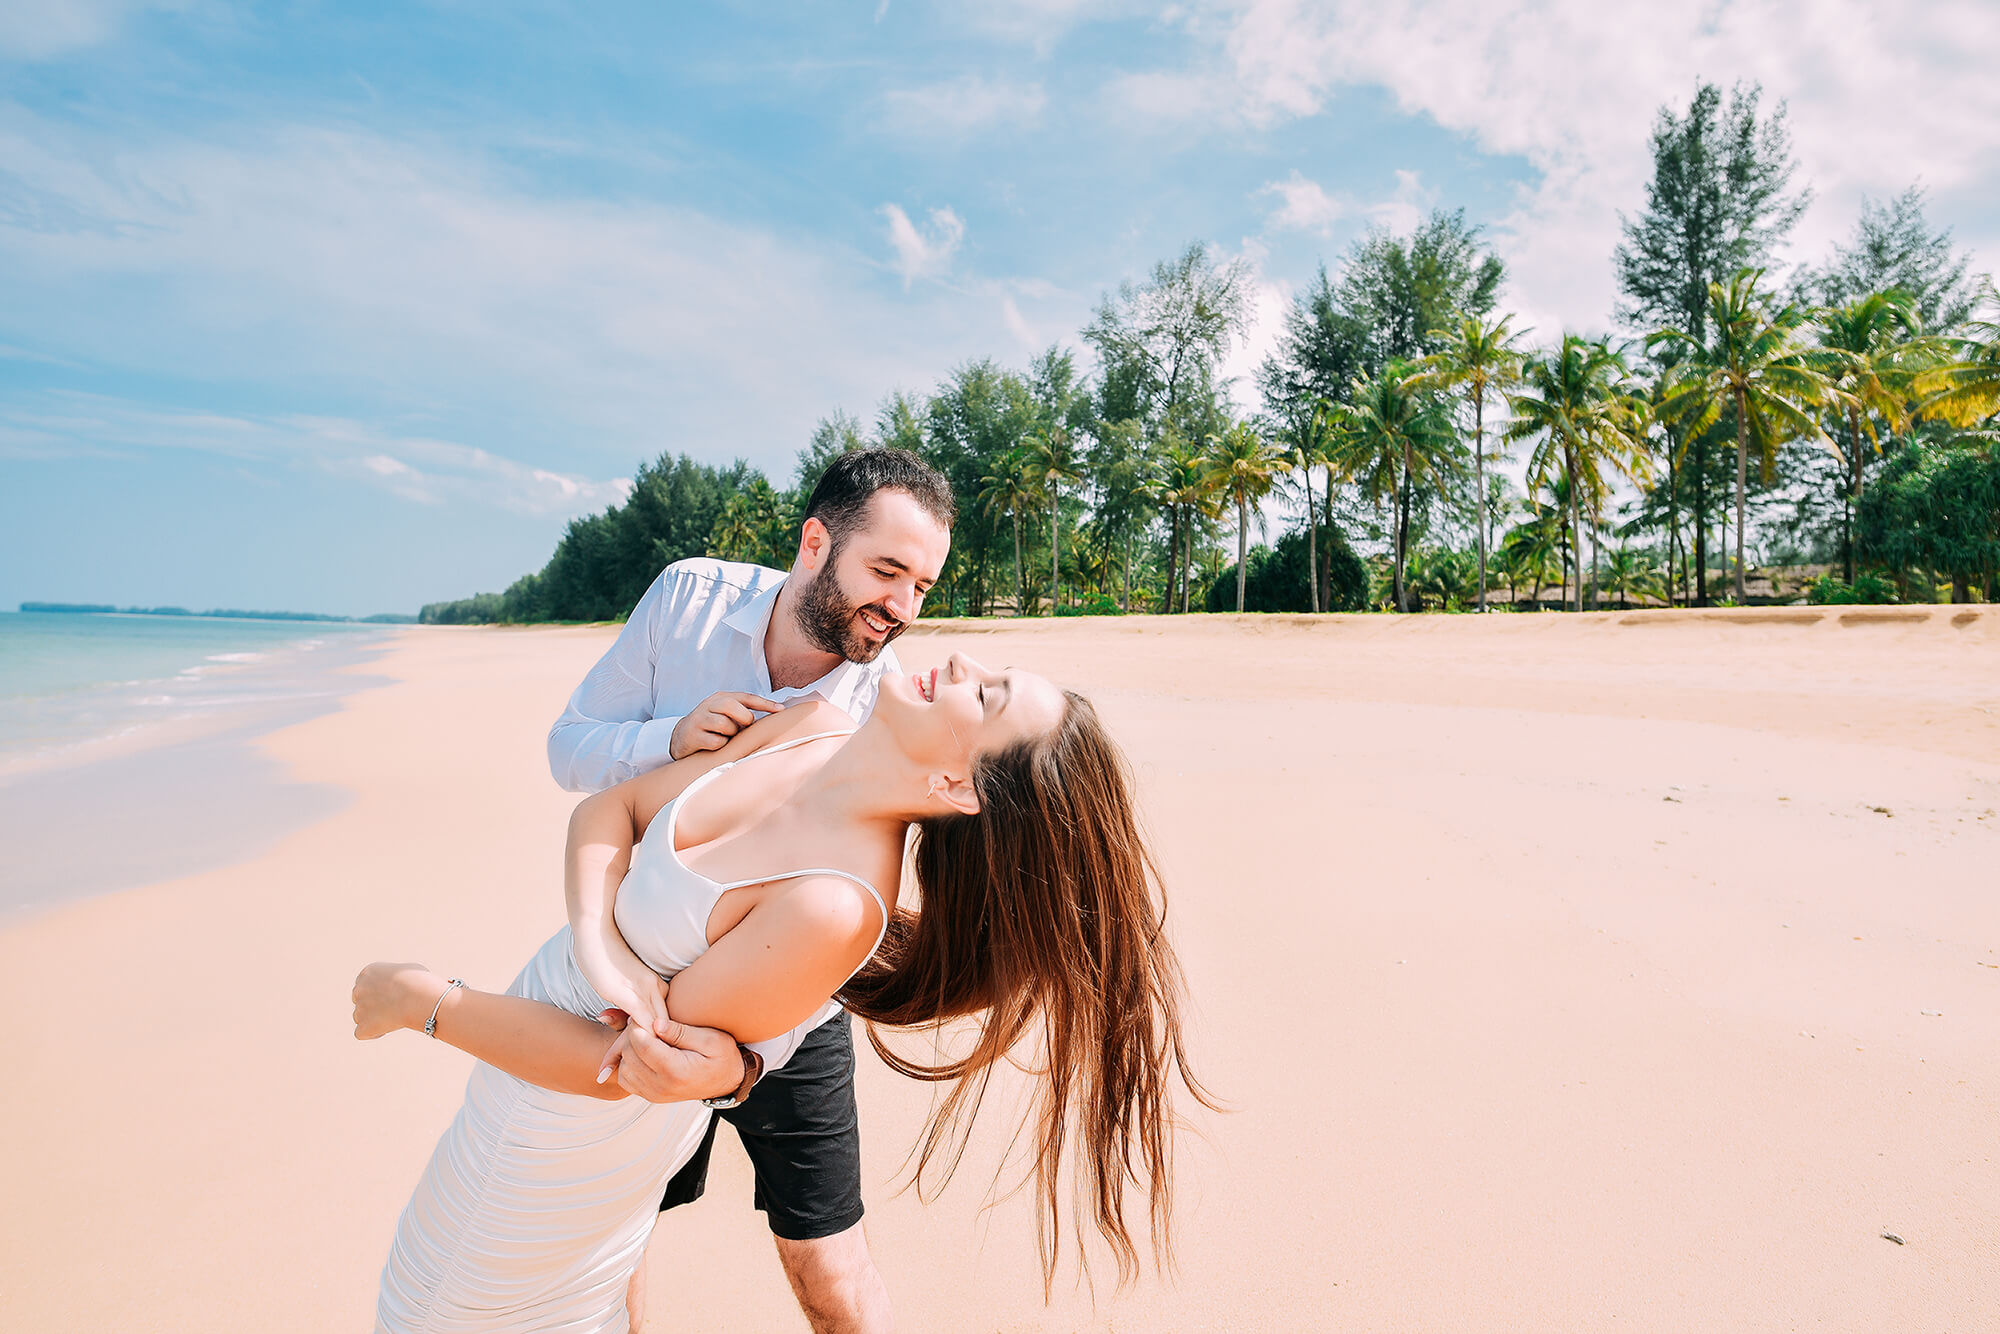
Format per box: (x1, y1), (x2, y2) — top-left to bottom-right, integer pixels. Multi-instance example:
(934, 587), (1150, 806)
(1806, 572), (1899, 605)
(1206, 524), (1369, 612)
(1055, 593), (1126, 617)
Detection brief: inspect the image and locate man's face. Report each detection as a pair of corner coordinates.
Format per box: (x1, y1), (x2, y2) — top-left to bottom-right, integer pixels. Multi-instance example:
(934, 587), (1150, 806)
(792, 489), (951, 663)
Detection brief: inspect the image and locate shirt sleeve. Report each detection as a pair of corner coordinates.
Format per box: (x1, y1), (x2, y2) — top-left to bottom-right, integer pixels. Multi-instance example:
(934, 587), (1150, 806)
(546, 571), (681, 793)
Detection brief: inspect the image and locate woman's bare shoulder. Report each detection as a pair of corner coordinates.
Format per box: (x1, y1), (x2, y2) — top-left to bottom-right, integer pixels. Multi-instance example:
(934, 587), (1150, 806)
(734, 698), (857, 755)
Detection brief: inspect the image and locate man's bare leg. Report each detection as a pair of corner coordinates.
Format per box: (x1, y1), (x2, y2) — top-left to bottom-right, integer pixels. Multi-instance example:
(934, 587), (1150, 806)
(775, 1223), (892, 1334)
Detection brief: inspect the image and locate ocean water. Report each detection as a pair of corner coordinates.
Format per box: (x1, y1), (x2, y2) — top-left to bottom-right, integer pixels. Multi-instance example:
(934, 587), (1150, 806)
(0, 610), (397, 917)
(0, 610), (389, 766)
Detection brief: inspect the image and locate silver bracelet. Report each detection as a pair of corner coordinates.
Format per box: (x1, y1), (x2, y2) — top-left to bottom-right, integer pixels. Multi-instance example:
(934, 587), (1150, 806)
(424, 978), (467, 1038)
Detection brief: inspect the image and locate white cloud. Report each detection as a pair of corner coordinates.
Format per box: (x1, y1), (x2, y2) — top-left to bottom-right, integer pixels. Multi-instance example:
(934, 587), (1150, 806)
(1258, 170), (1344, 234)
(1258, 167), (1433, 237)
(1139, 0), (2000, 335)
(958, 0), (1140, 53)
(1214, 238), (1291, 412)
(0, 392), (633, 515)
(0, 112), (1026, 480)
(880, 202), (965, 286)
(879, 76), (1047, 138)
(1102, 69), (1227, 127)
(0, 0), (192, 60)
(1000, 295), (1038, 350)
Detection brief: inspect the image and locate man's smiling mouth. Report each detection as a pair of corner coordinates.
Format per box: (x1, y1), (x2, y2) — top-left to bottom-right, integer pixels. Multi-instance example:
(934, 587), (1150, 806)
(859, 608), (896, 637)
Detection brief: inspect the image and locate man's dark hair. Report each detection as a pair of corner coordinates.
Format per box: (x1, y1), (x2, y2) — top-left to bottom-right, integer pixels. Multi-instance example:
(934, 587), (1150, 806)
(802, 448), (956, 547)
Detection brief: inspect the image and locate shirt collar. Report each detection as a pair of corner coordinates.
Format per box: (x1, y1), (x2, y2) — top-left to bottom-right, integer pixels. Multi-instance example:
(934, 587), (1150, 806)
(726, 576), (876, 699)
(721, 577), (784, 642)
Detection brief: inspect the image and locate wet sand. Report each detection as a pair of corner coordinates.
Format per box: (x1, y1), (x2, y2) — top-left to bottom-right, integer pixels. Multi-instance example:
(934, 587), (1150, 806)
(1, 608), (1994, 1331)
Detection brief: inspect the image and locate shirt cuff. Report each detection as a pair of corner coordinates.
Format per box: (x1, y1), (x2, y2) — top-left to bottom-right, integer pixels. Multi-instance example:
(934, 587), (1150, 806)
(629, 716), (683, 775)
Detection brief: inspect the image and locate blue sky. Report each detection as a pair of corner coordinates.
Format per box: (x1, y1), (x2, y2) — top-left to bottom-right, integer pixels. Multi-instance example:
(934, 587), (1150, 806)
(5, 0), (1995, 616)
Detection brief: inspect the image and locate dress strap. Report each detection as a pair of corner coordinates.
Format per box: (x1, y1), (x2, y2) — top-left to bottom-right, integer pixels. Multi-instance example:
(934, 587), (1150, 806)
(730, 729), (857, 765)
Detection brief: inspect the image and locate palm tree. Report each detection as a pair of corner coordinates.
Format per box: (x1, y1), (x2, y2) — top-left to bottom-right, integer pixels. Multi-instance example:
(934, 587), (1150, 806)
(1504, 337), (1651, 611)
(1651, 269), (1839, 603)
(709, 492), (762, 564)
(1600, 544), (1666, 609)
(1406, 547), (1475, 612)
(1815, 290), (1935, 581)
(1024, 426), (1084, 614)
(1415, 314), (1528, 611)
(1334, 363), (1462, 612)
(1087, 421), (1155, 611)
(1275, 398), (1338, 612)
(976, 448), (1037, 615)
(1499, 508), (1562, 609)
(1916, 281), (2000, 427)
(1201, 421), (1293, 612)
(1158, 435), (1214, 613)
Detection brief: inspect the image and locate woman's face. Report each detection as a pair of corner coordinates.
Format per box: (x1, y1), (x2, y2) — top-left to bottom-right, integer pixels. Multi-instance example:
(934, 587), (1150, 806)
(876, 651), (1066, 782)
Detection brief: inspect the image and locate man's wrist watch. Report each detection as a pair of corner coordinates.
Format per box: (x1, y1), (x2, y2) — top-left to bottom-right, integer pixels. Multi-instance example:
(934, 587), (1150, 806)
(700, 1044), (764, 1110)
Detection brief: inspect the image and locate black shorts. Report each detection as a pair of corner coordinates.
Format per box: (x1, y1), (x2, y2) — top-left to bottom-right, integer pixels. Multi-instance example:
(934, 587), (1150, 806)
(658, 1010), (864, 1242)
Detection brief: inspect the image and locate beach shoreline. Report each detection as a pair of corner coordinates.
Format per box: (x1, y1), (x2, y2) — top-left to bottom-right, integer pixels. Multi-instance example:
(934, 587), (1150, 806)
(1, 611), (1994, 1331)
(0, 622), (399, 921)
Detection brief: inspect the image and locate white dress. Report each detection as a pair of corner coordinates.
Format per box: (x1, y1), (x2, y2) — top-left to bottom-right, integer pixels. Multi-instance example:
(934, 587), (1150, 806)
(377, 732), (882, 1334)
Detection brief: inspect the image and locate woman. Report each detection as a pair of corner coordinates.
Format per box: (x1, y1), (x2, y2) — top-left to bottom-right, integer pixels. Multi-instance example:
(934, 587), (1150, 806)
(353, 653), (1208, 1333)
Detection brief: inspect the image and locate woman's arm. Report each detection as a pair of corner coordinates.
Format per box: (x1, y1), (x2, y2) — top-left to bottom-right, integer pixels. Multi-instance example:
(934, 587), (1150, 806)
(351, 963), (754, 1104)
(662, 878), (884, 1044)
(565, 699), (858, 1031)
(352, 962), (625, 1099)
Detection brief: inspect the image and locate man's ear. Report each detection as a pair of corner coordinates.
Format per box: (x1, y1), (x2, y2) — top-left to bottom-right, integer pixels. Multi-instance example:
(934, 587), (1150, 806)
(795, 516), (832, 573)
(927, 771), (980, 817)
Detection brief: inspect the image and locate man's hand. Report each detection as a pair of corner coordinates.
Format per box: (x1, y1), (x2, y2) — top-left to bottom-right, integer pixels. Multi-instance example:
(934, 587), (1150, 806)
(597, 1011), (747, 1103)
(669, 691), (785, 760)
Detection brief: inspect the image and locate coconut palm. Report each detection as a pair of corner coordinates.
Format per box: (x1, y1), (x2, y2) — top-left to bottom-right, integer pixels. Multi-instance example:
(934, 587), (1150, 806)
(1916, 282), (2000, 428)
(1024, 425), (1084, 613)
(708, 492), (762, 564)
(1415, 313), (1528, 610)
(976, 448), (1037, 615)
(1406, 546), (1476, 612)
(1600, 544), (1667, 609)
(1158, 435), (1216, 613)
(1815, 289), (1939, 580)
(1498, 509), (1562, 609)
(1651, 269), (1839, 603)
(1334, 362), (1463, 612)
(1504, 336), (1652, 611)
(1087, 420), (1155, 611)
(1274, 397), (1339, 611)
(1202, 421), (1293, 612)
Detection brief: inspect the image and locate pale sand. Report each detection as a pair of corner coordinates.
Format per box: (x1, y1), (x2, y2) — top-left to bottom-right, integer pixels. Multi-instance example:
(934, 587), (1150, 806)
(2, 608), (1995, 1331)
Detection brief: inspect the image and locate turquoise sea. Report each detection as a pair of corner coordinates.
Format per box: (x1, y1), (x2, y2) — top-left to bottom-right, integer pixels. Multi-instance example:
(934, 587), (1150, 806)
(0, 609), (390, 764)
(0, 610), (397, 916)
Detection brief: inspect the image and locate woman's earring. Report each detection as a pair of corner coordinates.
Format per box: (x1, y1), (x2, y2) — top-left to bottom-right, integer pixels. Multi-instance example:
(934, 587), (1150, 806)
(926, 777), (944, 801)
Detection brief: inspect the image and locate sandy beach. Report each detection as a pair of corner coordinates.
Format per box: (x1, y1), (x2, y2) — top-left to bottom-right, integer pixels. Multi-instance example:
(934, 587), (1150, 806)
(2, 608), (1995, 1332)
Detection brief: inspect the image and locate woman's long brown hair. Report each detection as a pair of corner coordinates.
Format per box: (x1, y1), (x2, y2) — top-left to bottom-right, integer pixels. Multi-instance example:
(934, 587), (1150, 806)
(839, 692), (1216, 1289)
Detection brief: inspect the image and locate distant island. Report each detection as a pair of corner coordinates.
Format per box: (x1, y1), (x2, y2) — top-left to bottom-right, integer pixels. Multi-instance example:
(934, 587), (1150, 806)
(20, 602), (416, 624)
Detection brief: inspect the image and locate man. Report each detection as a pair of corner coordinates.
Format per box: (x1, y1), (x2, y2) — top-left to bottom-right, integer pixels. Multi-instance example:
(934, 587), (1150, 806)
(546, 448), (954, 1334)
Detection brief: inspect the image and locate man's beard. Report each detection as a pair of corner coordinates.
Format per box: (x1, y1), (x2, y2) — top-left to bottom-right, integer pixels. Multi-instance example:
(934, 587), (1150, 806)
(792, 560), (902, 663)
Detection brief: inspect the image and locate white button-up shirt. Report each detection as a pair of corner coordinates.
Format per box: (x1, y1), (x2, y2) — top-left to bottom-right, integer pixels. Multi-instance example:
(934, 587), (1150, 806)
(547, 557), (898, 794)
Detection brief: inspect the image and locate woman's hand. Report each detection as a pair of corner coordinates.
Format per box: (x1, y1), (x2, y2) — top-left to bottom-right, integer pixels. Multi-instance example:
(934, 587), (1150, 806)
(352, 961), (444, 1039)
(573, 927), (670, 1036)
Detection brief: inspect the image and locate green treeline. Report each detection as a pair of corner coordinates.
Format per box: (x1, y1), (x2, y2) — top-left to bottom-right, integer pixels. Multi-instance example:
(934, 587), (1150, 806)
(423, 80), (1999, 627)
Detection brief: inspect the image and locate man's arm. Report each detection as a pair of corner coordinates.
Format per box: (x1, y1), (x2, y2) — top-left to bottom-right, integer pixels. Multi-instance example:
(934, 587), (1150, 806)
(547, 570), (683, 794)
(350, 962), (746, 1103)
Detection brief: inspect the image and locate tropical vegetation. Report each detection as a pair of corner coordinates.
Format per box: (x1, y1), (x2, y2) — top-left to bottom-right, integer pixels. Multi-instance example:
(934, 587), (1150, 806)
(422, 81), (1998, 626)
